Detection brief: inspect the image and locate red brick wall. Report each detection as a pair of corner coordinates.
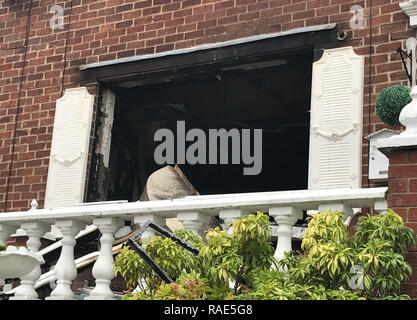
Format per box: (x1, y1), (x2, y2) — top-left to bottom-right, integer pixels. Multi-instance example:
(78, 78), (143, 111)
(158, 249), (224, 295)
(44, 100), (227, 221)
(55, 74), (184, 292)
(386, 149), (417, 296)
(0, 0), (414, 212)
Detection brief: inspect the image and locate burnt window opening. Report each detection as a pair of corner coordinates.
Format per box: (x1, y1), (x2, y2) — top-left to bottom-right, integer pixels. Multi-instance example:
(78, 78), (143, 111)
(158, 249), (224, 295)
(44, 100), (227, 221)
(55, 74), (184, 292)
(100, 49), (314, 202)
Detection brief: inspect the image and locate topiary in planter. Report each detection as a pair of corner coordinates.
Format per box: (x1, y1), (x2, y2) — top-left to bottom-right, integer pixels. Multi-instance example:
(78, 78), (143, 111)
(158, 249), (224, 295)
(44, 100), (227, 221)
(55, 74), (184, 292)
(376, 85), (412, 127)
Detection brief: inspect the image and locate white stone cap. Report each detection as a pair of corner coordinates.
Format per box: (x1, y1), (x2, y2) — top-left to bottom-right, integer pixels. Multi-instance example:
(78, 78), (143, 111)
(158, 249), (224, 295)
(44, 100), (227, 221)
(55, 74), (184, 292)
(365, 128), (400, 141)
(377, 135), (417, 155)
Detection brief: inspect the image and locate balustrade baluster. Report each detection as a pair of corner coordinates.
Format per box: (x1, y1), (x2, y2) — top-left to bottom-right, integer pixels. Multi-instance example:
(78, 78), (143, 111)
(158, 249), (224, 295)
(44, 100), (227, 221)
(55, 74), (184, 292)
(134, 215), (166, 241)
(86, 217), (123, 300)
(10, 222), (48, 300)
(374, 199), (388, 214)
(46, 219), (85, 300)
(269, 207), (302, 265)
(177, 212), (211, 239)
(318, 203), (354, 222)
(219, 209), (244, 235)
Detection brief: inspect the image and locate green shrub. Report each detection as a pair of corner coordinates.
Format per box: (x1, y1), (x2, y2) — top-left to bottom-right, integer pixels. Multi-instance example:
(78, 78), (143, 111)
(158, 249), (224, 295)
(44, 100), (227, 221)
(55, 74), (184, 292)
(354, 208), (415, 255)
(122, 271), (208, 300)
(199, 212), (276, 292)
(375, 85), (411, 126)
(279, 209), (416, 299)
(199, 227), (242, 290)
(0, 245), (7, 252)
(353, 209), (416, 297)
(114, 229), (203, 292)
(247, 269), (364, 300)
(115, 211), (277, 299)
(115, 209), (416, 300)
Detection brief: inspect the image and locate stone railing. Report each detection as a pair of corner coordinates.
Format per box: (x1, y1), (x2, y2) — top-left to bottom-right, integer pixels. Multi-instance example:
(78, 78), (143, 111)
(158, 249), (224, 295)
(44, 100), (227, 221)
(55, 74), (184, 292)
(0, 187), (388, 300)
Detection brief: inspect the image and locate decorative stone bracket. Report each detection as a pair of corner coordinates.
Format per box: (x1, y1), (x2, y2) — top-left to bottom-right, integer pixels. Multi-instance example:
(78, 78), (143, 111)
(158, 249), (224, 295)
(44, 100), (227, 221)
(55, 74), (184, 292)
(400, 1), (417, 28)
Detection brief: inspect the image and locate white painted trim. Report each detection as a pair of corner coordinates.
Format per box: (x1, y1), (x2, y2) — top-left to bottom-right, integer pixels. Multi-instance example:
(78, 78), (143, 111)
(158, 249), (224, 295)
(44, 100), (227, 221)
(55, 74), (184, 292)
(0, 187), (387, 224)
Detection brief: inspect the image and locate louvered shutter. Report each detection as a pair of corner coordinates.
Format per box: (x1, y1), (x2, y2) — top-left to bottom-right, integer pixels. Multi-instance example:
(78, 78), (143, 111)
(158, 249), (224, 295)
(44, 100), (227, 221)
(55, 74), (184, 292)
(308, 47), (364, 189)
(44, 87), (95, 208)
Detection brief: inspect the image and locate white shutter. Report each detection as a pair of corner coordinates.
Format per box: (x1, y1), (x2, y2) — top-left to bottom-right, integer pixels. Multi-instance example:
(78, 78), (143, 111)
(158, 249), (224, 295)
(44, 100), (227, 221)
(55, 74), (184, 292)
(44, 87), (95, 208)
(308, 47), (364, 189)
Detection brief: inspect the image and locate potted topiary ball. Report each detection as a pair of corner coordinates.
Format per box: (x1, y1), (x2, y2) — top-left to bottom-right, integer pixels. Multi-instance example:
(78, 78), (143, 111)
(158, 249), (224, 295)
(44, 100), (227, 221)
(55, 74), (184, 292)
(376, 85), (412, 126)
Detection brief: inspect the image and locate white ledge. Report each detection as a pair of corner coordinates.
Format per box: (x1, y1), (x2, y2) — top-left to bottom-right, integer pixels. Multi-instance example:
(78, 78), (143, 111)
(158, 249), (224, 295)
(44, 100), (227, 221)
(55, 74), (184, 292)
(377, 135), (417, 154)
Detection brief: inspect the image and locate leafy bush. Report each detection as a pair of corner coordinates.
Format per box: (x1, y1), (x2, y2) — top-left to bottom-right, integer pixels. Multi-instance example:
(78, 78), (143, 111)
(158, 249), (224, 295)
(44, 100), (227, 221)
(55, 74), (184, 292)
(0, 245), (6, 252)
(115, 211), (276, 299)
(353, 209), (415, 297)
(375, 85), (411, 126)
(114, 229), (203, 292)
(122, 271), (209, 300)
(115, 209), (416, 300)
(246, 269), (364, 300)
(279, 209), (416, 299)
(199, 227), (242, 289)
(199, 212), (276, 293)
(354, 208), (415, 255)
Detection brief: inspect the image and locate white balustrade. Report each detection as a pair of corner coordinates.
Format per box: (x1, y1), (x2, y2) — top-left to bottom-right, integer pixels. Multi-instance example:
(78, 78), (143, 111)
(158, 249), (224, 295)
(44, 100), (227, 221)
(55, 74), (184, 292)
(134, 214), (166, 241)
(0, 187), (388, 300)
(177, 212), (211, 238)
(318, 203), (354, 221)
(10, 222), (48, 300)
(219, 209), (244, 235)
(374, 198), (388, 214)
(269, 207), (303, 263)
(85, 217), (123, 300)
(46, 219), (85, 300)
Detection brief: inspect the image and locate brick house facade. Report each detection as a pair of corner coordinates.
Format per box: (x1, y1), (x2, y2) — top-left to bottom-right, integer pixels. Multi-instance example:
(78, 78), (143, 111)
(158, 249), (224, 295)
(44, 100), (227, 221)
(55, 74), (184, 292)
(1, 0), (417, 296)
(1, 0), (413, 211)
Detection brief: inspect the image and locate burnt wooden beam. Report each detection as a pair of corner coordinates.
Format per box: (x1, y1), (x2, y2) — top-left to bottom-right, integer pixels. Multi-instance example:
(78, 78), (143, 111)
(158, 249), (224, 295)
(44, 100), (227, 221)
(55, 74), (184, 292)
(80, 25), (339, 86)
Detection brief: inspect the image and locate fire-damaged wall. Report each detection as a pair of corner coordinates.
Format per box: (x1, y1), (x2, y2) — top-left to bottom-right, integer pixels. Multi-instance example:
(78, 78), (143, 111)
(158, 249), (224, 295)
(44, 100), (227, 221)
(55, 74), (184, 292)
(88, 49), (314, 202)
